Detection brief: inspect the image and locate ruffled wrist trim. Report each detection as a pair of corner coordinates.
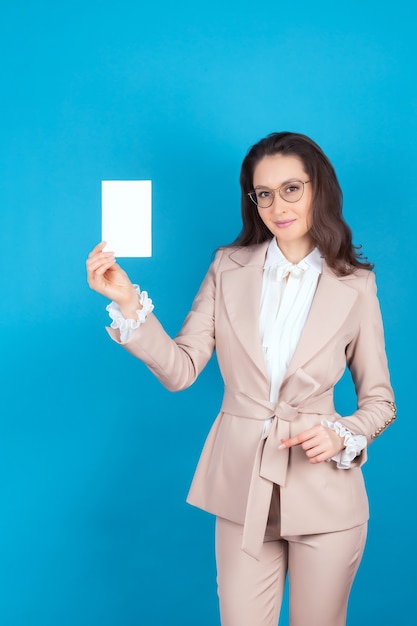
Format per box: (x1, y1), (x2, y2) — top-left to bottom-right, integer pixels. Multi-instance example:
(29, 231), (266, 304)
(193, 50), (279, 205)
(321, 419), (367, 469)
(106, 285), (154, 343)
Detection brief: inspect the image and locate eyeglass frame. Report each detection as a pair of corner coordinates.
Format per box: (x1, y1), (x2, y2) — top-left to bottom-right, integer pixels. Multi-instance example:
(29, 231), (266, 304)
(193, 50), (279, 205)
(247, 179), (311, 208)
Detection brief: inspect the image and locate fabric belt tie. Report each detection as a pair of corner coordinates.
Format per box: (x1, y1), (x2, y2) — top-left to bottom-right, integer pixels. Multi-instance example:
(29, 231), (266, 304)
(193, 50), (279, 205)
(220, 372), (334, 560)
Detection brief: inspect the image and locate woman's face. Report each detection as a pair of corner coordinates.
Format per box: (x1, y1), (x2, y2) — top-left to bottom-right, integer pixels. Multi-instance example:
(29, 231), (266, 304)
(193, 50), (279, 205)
(252, 153), (314, 258)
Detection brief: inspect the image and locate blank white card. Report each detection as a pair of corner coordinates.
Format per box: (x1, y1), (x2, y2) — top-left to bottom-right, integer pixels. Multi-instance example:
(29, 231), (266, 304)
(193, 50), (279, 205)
(101, 180), (152, 257)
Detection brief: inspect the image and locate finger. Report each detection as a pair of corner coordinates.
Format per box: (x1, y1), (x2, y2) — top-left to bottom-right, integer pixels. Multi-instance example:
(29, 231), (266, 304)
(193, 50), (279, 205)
(305, 443), (327, 459)
(86, 249), (115, 266)
(87, 241), (109, 259)
(95, 259), (118, 277)
(86, 254), (116, 274)
(87, 260), (117, 289)
(301, 437), (322, 452)
(278, 435), (304, 449)
(308, 451), (331, 464)
(279, 428), (317, 449)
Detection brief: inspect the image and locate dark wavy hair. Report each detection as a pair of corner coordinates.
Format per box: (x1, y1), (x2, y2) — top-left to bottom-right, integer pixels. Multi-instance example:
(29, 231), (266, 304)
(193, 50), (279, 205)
(231, 131), (373, 275)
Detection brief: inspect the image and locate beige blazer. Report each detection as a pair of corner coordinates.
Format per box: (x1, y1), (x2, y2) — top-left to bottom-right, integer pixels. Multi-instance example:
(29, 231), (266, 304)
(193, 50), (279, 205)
(108, 240), (395, 559)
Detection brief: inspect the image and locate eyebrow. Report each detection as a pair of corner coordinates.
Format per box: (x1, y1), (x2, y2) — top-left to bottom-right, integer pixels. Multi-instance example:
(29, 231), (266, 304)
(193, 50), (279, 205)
(253, 178), (302, 189)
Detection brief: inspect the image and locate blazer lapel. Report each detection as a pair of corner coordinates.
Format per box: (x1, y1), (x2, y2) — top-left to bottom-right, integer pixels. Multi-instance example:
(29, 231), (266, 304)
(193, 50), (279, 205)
(221, 242), (270, 380)
(220, 244), (359, 391)
(283, 262), (359, 382)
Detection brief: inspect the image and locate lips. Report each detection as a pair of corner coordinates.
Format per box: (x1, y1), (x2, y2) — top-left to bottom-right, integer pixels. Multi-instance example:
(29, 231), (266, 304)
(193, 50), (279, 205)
(274, 219), (296, 228)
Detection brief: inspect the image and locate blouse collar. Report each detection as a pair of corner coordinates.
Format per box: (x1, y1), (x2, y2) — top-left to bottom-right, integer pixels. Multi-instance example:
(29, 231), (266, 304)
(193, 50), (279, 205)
(264, 238), (323, 275)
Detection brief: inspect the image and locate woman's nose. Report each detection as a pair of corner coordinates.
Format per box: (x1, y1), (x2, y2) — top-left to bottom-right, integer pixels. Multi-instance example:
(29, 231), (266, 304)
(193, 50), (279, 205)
(269, 192), (288, 213)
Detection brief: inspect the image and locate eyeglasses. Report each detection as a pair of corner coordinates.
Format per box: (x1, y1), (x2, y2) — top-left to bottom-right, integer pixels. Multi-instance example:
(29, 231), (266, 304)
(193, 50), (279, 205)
(248, 180), (311, 208)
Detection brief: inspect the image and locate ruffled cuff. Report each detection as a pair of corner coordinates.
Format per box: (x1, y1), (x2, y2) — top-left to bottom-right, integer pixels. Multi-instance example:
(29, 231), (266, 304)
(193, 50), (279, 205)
(106, 284), (154, 344)
(321, 420), (367, 469)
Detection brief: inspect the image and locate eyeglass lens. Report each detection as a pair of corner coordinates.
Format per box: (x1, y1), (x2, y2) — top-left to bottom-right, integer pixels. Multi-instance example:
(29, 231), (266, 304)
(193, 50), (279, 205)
(251, 181), (306, 207)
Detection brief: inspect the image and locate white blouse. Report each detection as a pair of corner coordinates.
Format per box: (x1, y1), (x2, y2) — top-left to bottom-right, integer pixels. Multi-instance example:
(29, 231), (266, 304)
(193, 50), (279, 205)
(107, 241), (366, 467)
(260, 239), (323, 403)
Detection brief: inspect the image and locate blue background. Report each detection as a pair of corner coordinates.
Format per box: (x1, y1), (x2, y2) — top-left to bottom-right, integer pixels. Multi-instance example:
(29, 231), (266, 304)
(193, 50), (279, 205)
(1, 1), (415, 624)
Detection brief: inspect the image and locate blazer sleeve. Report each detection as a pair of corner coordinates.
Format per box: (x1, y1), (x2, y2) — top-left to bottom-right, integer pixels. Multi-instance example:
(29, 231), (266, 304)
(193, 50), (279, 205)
(106, 249), (224, 392)
(340, 271), (396, 444)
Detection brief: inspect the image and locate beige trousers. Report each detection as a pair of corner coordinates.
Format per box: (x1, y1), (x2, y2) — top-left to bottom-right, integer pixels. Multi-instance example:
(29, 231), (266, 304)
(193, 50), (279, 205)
(215, 490), (367, 626)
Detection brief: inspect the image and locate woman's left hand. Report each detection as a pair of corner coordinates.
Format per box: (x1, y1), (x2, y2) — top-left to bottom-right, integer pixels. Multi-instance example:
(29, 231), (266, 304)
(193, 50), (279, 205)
(278, 424), (345, 464)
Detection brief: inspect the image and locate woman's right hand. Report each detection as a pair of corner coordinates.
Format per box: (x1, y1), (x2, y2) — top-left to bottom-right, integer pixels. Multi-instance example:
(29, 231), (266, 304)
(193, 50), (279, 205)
(86, 242), (141, 316)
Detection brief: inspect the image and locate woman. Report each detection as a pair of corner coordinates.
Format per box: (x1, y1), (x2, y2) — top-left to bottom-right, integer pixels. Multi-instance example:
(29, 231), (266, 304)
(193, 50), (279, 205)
(86, 132), (395, 626)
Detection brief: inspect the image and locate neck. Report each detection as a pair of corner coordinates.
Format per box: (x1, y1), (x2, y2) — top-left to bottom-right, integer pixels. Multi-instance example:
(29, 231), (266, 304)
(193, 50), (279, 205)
(276, 238), (315, 264)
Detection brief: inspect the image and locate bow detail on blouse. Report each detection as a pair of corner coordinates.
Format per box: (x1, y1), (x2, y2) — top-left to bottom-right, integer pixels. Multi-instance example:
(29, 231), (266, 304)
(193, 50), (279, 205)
(270, 259), (309, 282)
